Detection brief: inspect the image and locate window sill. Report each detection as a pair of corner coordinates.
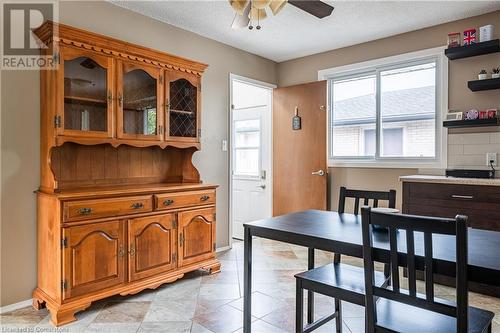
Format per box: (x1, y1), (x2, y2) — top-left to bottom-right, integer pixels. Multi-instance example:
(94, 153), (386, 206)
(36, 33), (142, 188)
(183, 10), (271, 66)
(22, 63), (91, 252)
(329, 160), (446, 169)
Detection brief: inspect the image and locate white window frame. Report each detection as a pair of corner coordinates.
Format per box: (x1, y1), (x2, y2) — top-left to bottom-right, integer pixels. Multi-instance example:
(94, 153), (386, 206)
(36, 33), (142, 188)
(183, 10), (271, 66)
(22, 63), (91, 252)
(232, 117), (262, 180)
(319, 47), (448, 169)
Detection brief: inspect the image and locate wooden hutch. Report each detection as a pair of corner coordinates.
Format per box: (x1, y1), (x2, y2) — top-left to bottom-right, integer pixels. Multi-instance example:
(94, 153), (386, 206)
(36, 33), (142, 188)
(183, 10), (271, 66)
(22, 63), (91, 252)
(32, 22), (220, 326)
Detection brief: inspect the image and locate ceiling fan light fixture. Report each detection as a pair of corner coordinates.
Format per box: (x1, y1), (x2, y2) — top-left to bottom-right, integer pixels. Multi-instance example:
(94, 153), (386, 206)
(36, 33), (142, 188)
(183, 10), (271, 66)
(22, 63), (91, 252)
(269, 0), (287, 15)
(248, 7), (267, 21)
(229, 0), (249, 15)
(251, 0), (272, 9)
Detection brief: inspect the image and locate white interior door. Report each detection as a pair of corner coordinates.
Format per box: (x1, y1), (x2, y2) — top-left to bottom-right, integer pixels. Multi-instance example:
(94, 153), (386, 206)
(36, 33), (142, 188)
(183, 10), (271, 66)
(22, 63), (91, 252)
(230, 75), (274, 240)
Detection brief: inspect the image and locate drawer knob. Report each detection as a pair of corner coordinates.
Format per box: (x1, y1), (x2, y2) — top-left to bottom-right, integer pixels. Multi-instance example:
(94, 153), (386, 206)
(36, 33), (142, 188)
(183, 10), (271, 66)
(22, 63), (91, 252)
(129, 247), (136, 256)
(118, 246), (125, 258)
(131, 202), (144, 209)
(163, 199), (174, 206)
(200, 195), (210, 202)
(77, 207), (92, 215)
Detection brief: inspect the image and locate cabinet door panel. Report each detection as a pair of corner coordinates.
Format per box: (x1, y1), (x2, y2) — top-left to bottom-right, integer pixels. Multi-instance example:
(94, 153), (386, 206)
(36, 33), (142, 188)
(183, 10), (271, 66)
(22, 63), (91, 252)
(178, 208), (215, 267)
(117, 62), (163, 141)
(58, 46), (114, 138)
(63, 220), (125, 299)
(128, 214), (177, 281)
(165, 70), (200, 142)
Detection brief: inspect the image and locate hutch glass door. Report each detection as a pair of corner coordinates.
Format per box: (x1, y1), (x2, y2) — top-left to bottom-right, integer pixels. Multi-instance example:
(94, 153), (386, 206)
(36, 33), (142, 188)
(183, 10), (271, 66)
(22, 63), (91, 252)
(118, 62), (163, 141)
(166, 71), (200, 142)
(60, 47), (113, 137)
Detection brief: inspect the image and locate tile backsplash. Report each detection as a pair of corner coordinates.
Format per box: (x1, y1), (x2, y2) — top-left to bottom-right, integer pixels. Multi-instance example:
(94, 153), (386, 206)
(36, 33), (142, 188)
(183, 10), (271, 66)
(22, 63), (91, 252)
(448, 132), (500, 174)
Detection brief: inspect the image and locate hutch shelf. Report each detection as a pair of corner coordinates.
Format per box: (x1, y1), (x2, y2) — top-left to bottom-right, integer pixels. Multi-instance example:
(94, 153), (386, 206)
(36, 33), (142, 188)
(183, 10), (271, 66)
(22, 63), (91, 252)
(32, 21), (220, 326)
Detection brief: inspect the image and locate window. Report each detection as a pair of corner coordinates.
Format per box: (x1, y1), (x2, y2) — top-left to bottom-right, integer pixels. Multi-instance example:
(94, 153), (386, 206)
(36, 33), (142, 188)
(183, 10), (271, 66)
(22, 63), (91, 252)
(233, 119), (261, 177)
(364, 128), (403, 156)
(321, 48), (447, 168)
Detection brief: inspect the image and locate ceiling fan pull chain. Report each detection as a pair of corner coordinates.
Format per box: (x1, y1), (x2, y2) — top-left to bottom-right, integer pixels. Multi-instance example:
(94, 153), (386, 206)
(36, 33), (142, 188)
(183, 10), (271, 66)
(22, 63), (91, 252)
(249, 1), (254, 30)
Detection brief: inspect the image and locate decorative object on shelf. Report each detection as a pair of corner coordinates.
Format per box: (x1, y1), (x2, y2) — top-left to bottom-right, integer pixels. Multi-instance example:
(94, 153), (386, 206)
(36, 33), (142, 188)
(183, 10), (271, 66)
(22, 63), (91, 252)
(486, 108), (497, 119)
(492, 67), (500, 79)
(477, 109), (498, 120)
(463, 28), (477, 46)
(465, 109), (479, 120)
(447, 32), (461, 48)
(479, 24), (494, 42)
(446, 111), (463, 121)
(292, 106), (302, 130)
(478, 69), (488, 80)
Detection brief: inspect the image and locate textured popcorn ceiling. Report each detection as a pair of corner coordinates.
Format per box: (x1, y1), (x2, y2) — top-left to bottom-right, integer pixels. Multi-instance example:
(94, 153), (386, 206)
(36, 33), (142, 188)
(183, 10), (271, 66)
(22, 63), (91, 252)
(111, 1), (500, 62)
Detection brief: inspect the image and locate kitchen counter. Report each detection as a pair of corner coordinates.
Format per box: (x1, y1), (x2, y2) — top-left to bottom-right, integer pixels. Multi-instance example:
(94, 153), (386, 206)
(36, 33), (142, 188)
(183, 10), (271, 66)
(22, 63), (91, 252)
(400, 174), (500, 186)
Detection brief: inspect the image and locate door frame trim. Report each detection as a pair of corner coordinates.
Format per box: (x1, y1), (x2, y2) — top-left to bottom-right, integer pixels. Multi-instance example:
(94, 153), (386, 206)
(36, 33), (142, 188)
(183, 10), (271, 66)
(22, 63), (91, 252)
(229, 73), (276, 247)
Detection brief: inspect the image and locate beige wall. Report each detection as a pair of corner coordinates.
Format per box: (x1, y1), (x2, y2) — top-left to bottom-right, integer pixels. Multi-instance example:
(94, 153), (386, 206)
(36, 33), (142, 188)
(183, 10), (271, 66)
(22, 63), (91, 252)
(0, 1), (277, 306)
(278, 10), (500, 211)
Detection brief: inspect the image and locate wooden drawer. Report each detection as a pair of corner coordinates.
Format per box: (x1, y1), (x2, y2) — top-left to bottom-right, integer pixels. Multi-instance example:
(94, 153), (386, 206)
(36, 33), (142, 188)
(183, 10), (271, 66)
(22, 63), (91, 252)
(155, 190), (215, 211)
(403, 182), (500, 231)
(406, 183), (500, 204)
(63, 195), (153, 222)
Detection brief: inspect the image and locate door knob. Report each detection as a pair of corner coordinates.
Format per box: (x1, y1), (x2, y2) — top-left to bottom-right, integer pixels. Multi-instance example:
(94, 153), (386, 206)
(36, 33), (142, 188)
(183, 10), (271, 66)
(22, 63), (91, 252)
(312, 170), (325, 176)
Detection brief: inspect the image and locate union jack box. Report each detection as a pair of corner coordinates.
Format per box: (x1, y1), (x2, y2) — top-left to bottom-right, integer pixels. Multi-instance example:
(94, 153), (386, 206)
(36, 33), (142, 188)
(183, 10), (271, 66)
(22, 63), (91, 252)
(463, 29), (477, 46)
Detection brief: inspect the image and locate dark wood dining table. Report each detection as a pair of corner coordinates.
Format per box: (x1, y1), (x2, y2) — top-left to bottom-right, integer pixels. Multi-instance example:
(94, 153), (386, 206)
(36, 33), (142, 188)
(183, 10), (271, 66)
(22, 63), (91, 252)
(242, 210), (500, 333)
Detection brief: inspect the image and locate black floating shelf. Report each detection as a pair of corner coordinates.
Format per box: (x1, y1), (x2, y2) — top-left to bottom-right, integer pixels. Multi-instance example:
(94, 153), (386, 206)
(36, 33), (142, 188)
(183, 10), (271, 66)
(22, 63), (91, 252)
(444, 39), (500, 60)
(443, 118), (500, 128)
(467, 78), (500, 92)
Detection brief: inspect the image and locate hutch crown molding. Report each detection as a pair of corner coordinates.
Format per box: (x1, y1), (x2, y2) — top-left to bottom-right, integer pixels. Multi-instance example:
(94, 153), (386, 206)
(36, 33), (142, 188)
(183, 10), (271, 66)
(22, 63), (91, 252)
(32, 21), (220, 326)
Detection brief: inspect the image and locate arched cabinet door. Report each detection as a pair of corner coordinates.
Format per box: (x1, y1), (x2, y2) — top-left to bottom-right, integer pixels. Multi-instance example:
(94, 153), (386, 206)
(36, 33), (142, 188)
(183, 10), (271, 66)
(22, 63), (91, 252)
(57, 46), (114, 138)
(117, 61), (164, 141)
(62, 220), (125, 299)
(128, 214), (177, 281)
(165, 70), (201, 143)
(177, 208), (216, 267)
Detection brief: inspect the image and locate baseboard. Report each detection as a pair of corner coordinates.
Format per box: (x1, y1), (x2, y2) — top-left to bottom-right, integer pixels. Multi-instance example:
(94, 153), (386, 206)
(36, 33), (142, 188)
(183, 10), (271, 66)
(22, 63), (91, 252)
(216, 245), (231, 253)
(0, 298), (33, 314)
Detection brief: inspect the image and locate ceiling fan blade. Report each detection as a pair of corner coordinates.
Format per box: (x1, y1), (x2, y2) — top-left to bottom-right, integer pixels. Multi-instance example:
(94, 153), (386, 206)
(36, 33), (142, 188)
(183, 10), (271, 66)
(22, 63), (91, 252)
(231, 3), (251, 29)
(288, 1), (334, 19)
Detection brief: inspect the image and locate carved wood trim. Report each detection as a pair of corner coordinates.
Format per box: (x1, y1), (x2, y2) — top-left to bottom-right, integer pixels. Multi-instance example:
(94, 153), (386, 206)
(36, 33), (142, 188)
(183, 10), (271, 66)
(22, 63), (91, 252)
(35, 21), (208, 76)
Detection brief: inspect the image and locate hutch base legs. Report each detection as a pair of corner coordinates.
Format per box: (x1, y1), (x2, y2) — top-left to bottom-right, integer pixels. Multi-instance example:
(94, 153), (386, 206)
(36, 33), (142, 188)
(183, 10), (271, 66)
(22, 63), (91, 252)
(202, 261), (221, 274)
(32, 258), (221, 327)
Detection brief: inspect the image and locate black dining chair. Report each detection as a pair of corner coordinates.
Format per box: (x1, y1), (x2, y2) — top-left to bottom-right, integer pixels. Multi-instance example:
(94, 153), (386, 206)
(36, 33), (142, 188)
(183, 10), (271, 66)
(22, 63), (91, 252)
(295, 259), (388, 333)
(361, 206), (494, 333)
(293, 188), (397, 333)
(335, 187), (396, 273)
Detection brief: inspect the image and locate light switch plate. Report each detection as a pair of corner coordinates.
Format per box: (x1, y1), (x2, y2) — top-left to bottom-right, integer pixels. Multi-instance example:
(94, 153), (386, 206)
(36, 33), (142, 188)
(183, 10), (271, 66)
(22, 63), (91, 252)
(486, 152), (497, 166)
(222, 140), (228, 152)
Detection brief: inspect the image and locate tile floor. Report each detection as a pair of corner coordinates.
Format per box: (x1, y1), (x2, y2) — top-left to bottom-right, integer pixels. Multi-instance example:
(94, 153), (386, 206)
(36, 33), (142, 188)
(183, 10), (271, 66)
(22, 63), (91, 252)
(1, 238), (499, 333)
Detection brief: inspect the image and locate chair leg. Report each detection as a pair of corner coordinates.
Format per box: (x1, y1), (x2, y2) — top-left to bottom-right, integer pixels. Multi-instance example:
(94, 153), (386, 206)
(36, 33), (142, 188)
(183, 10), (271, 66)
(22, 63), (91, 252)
(296, 279), (303, 333)
(335, 298), (342, 333)
(334, 253), (341, 264)
(487, 323), (492, 333)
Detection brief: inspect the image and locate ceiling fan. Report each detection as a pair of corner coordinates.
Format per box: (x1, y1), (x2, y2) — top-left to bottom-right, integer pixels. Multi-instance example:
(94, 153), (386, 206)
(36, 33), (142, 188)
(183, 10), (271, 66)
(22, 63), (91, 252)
(230, 0), (334, 30)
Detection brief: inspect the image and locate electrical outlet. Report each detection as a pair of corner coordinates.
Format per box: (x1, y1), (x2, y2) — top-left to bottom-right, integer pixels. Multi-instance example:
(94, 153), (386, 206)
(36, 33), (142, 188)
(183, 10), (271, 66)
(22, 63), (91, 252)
(486, 152), (497, 166)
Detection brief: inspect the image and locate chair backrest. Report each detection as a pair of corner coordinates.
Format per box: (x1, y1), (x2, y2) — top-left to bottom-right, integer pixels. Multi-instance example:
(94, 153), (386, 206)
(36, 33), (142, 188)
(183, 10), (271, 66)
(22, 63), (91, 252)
(360, 207), (468, 333)
(338, 187), (396, 215)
